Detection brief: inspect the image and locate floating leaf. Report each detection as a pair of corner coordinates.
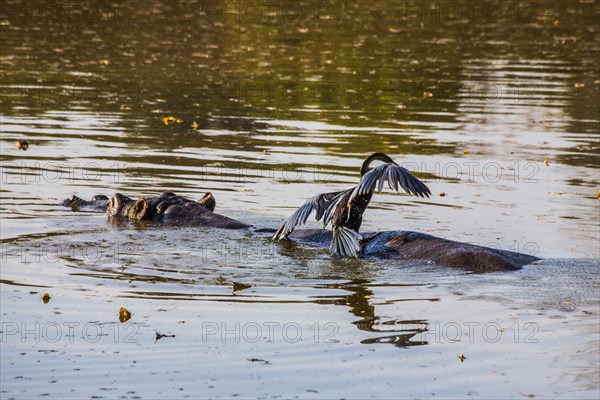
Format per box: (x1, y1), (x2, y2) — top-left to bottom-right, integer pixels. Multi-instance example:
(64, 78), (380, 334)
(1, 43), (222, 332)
(553, 19), (559, 26)
(458, 353), (467, 362)
(574, 82), (585, 88)
(162, 116), (183, 126)
(439, 192), (446, 197)
(463, 149), (469, 155)
(119, 307), (132, 323)
(543, 159), (550, 166)
(42, 293), (51, 303)
(191, 121), (198, 130)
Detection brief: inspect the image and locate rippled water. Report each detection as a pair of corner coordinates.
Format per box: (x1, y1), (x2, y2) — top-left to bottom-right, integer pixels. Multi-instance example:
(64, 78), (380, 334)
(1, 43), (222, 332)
(1, 1), (599, 399)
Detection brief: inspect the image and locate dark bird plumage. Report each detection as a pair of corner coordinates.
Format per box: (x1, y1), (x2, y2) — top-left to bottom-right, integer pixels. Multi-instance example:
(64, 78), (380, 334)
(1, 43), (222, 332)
(273, 153), (431, 257)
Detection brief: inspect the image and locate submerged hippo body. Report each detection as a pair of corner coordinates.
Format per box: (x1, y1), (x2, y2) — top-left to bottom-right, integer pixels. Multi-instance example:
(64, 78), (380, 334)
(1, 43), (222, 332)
(61, 192), (539, 271)
(288, 229), (538, 272)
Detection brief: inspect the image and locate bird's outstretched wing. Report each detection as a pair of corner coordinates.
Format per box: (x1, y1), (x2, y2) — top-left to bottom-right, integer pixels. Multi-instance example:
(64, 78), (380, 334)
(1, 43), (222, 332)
(273, 190), (347, 241)
(351, 163), (431, 200)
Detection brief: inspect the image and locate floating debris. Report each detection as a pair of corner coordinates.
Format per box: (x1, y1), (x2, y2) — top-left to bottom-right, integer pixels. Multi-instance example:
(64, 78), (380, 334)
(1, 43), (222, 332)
(191, 121), (198, 129)
(15, 140), (29, 150)
(439, 192), (446, 197)
(162, 116), (182, 125)
(543, 159), (550, 166)
(574, 82), (585, 88)
(119, 307), (132, 323)
(233, 282), (252, 292)
(42, 293), (51, 303)
(248, 358), (271, 365)
(155, 332), (176, 342)
(458, 353), (467, 363)
(463, 149), (469, 155)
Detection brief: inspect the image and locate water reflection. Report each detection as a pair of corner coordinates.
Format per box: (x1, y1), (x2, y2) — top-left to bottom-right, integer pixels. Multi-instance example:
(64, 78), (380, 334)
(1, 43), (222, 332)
(324, 280), (434, 348)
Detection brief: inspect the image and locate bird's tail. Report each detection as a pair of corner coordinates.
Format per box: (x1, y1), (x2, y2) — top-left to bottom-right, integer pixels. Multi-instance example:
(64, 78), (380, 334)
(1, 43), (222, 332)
(330, 226), (362, 257)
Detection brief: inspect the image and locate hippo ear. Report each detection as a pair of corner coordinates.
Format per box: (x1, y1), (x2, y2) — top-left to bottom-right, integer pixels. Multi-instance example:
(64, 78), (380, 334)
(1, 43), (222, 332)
(106, 197), (115, 215)
(198, 192), (216, 212)
(129, 197), (149, 220)
(61, 195), (78, 207)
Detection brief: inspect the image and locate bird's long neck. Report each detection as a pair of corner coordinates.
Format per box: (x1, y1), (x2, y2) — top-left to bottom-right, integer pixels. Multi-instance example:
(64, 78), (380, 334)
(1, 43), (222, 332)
(360, 153), (395, 176)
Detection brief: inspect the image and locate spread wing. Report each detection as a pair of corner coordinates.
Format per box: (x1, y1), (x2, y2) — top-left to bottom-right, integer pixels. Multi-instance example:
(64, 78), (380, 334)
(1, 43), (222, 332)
(273, 190), (347, 241)
(350, 163), (431, 200)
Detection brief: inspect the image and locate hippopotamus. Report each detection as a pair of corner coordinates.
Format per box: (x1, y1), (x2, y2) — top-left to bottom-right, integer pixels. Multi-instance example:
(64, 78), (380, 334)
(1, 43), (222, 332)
(60, 192), (539, 271)
(286, 229), (538, 272)
(105, 191), (248, 229)
(61, 194), (110, 212)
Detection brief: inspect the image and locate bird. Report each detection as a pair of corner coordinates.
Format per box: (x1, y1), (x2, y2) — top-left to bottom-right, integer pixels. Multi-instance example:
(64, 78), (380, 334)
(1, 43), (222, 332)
(272, 153), (431, 257)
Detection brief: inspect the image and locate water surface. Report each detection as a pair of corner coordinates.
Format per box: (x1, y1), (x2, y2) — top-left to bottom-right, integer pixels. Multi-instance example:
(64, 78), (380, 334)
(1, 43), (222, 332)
(1, 1), (599, 399)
